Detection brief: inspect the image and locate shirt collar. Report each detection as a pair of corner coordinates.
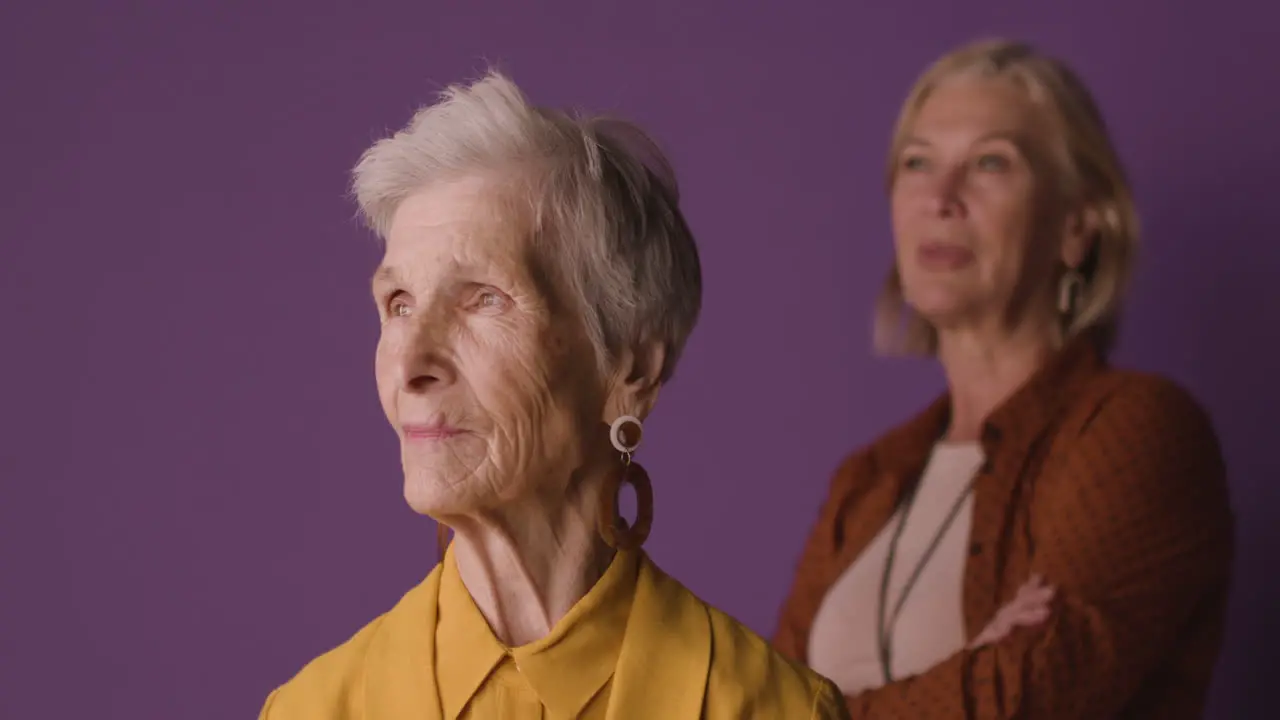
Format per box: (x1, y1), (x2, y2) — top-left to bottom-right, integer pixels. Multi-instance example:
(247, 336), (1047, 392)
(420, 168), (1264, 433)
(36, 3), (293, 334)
(434, 547), (506, 719)
(435, 545), (639, 719)
(873, 332), (1106, 480)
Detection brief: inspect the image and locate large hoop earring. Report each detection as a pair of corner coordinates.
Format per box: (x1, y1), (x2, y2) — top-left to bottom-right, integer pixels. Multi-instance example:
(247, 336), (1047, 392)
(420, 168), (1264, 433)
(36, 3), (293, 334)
(598, 415), (654, 550)
(436, 521), (451, 564)
(1058, 269), (1085, 316)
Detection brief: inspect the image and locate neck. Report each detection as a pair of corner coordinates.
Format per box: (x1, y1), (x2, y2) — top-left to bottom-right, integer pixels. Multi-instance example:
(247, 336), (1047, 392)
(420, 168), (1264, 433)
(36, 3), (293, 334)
(936, 318), (1056, 442)
(445, 470), (615, 647)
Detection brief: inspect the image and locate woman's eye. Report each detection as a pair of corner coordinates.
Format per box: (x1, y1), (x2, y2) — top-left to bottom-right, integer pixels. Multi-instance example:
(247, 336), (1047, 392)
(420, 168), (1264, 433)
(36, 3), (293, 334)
(474, 290), (509, 312)
(976, 154), (1010, 171)
(471, 284), (509, 310)
(386, 295), (411, 317)
(902, 155), (928, 171)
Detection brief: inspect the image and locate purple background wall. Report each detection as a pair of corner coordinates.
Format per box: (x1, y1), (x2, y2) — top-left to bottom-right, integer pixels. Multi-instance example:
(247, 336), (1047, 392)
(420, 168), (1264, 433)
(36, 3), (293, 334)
(3, 1), (1277, 718)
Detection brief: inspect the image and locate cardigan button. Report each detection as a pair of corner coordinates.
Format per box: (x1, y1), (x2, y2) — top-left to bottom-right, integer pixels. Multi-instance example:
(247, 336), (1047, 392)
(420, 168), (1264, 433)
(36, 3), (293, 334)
(969, 542), (983, 556)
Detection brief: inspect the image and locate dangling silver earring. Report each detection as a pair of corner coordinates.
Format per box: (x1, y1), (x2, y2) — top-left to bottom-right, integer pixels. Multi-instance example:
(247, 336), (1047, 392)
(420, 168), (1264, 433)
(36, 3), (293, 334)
(1058, 269), (1085, 315)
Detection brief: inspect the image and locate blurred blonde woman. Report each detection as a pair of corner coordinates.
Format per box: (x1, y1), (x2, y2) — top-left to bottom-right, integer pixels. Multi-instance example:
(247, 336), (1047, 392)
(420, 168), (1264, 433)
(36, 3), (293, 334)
(774, 39), (1233, 719)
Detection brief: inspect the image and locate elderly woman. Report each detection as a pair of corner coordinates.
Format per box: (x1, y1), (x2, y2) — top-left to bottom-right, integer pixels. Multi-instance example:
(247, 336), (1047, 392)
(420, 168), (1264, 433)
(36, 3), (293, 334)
(774, 40), (1234, 719)
(258, 71), (847, 720)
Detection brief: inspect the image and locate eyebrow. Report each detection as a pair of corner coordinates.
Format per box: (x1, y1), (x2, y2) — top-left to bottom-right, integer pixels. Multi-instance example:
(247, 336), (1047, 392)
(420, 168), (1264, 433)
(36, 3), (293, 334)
(902, 130), (1027, 148)
(369, 259), (510, 299)
(370, 265), (399, 295)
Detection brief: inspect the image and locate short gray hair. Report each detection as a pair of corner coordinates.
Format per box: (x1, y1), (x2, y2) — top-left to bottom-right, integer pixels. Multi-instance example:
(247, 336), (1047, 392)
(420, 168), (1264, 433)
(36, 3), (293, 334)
(352, 69), (702, 382)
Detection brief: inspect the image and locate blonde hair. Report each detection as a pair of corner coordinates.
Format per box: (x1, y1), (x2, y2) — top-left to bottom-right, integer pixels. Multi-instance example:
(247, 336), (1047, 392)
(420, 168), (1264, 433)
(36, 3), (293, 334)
(352, 69), (702, 382)
(873, 39), (1138, 357)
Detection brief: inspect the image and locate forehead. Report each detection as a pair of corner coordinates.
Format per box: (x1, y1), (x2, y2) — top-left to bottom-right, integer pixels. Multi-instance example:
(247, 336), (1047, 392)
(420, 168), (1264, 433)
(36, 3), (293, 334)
(911, 74), (1042, 139)
(378, 178), (531, 281)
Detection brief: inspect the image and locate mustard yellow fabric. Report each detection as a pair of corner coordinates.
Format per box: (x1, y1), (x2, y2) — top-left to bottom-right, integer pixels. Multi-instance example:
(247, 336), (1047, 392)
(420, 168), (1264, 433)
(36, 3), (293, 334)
(259, 546), (849, 720)
(434, 543), (635, 718)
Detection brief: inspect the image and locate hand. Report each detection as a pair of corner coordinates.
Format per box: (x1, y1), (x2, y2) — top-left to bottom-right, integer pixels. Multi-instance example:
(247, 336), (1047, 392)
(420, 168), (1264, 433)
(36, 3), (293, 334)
(968, 574), (1056, 649)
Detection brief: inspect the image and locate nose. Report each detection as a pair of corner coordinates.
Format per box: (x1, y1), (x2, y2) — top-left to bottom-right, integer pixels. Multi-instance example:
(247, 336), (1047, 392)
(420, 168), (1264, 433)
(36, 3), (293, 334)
(394, 314), (456, 394)
(925, 164), (967, 219)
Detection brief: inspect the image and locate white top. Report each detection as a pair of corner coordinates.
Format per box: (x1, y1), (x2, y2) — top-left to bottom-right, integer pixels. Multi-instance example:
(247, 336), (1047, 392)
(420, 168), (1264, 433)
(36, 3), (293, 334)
(807, 442), (983, 696)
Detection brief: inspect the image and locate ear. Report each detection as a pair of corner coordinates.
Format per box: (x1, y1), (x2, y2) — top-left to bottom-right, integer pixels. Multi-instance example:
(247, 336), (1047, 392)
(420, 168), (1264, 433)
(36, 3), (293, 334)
(1060, 205), (1100, 270)
(602, 340), (667, 424)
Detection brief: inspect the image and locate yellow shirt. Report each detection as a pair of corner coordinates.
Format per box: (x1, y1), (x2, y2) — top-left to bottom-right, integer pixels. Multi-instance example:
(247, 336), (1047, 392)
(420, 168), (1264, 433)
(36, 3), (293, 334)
(259, 547), (849, 720)
(436, 545), (635, 718)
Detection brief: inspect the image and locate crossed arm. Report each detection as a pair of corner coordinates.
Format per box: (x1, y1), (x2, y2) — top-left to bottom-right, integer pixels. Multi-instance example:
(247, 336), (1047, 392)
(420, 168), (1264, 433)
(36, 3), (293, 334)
(777, 382), (1234, 719)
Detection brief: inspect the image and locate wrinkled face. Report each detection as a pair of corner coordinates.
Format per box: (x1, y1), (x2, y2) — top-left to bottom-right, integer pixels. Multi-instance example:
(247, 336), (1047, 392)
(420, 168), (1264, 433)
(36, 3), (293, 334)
(373, 177), (606, 516)
(890, 74), (1077, 332)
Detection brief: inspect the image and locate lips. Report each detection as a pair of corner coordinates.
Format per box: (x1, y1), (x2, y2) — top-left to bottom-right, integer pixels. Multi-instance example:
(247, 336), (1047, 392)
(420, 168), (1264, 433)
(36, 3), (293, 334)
(917, 241), (974, 270)
(401, 422), (465, 440)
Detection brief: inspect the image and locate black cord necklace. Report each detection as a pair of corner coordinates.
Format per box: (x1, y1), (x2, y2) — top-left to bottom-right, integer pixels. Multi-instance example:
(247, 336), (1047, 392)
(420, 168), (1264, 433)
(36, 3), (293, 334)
(875, 475), (977, 684)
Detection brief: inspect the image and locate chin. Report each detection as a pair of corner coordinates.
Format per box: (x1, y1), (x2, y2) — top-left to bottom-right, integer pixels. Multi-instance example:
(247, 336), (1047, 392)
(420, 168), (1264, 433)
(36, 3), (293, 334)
(903, 282), (981, 322)
(399, 454), (494, 517)
(402, 472), (479, 517)
(906, 299), (967, 325)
